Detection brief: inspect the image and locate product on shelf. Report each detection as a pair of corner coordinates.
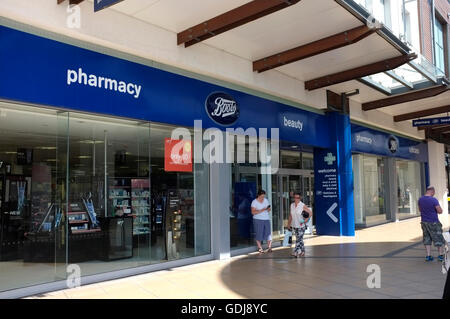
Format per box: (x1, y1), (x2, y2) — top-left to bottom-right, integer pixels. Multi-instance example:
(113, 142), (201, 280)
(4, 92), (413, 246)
(131, 178), (150, 236)
(67, 202), (101, 234)
(109, 178), (132, 217)
(109, 178), (151, 235)
(152, 194), (166, 237)
(83, 193), (100, 228)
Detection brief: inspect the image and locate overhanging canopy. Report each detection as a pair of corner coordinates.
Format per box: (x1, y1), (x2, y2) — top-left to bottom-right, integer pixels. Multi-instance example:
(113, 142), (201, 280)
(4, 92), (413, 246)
(80, 0), (449, 142)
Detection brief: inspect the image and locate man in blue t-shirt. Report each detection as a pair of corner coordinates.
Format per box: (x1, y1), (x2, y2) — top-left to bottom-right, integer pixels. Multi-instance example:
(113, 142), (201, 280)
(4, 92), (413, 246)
(418, 186), (445, 262)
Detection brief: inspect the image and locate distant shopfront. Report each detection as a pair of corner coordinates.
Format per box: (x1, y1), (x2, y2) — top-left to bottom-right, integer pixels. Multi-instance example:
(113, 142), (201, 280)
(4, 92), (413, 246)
(351, 124), (428, 227)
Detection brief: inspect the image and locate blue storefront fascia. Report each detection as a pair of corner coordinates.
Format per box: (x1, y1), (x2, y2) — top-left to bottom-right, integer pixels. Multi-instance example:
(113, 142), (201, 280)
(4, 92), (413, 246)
(351, 123), (428, 163)
(0, 24), (332, 148)
(0, 25), (428, 237)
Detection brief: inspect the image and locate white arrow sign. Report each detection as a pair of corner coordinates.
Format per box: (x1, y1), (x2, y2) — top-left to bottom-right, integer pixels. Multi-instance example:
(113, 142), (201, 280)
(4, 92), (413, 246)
(327, 202), (339, 223)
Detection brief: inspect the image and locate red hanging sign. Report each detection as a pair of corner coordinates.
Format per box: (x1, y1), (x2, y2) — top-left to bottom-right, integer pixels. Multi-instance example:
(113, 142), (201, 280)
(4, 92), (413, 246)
(164, 138), (193, 172)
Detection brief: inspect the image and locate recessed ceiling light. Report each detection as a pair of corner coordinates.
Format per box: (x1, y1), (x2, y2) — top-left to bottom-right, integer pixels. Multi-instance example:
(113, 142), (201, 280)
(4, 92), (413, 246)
(79, 140), (104, 144)
(77, 156), (92, 159)
(36, 146), (57, 150)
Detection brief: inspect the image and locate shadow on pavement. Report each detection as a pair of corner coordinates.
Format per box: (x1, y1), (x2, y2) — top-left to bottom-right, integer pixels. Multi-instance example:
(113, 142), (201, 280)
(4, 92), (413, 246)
(218, 238), (447, 299)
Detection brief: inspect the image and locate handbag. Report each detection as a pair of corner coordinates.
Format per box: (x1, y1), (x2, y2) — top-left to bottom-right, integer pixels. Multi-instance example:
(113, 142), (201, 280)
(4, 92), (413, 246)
(283, 228), (292, 247)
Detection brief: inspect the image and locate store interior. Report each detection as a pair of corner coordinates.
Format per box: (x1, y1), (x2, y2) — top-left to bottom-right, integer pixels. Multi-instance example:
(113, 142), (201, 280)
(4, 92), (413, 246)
(0, 102), (210, 292)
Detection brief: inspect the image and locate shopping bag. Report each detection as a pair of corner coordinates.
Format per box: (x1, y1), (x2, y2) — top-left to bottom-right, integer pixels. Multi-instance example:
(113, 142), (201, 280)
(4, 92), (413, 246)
(283, 229), (292, 247)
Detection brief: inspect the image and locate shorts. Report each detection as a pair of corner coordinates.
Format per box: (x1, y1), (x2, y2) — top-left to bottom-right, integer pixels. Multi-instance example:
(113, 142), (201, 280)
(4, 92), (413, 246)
(421, 222), (445, 247)
(253, 219), (271, 242)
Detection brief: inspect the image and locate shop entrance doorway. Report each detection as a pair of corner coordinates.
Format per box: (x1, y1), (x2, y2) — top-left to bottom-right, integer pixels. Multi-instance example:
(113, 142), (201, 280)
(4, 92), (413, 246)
(272, 170), (315, 240)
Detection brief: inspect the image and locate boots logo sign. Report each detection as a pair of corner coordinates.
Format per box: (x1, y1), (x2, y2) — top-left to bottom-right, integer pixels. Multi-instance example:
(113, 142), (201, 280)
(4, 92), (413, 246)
(387, 135), (399, 154)
(205, 92), (240, 126)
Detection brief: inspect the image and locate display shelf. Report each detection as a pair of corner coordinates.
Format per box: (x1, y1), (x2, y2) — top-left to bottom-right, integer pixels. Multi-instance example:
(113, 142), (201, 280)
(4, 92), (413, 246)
(68, 211), (88, 215)
(108, 178), (150, 236)
(109, 178), (134, 217)
(71, 228), (102, 234)
(67, 200), (101, 235)
(69, 220), (89, 224)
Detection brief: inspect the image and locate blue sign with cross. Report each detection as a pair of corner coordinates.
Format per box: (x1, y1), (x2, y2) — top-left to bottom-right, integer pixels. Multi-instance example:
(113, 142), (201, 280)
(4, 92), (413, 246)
(313, 113), (355, 237)
(324, 153), (336, 165)
(314, 148), (341, 235)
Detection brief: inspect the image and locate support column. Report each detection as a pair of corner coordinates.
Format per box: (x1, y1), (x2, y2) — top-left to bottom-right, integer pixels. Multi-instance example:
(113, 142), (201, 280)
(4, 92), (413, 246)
(336, 112), (355, 236)
(314, 112), (355, 236)
(209, 131), (231, 260)
(427, 140), (449, 218)
(385, 157), (398, 222)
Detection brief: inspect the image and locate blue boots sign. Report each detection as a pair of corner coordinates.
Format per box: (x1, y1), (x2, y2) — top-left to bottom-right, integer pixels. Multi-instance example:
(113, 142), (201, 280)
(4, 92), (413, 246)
(205, 92), (240, 126)
(413, 116), (450, 127)
(351, 124), (427, 162)
(94, 0), (124, 12)
(387, 135), (399, 154)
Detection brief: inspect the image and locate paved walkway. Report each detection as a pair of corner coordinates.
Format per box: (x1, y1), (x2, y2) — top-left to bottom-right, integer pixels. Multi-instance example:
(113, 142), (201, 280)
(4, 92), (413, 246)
(28, 216), (450, 299)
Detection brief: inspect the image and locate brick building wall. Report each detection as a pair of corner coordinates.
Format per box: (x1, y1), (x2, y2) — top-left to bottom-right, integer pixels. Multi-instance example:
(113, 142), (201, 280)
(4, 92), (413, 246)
(418, 0), (449, 75)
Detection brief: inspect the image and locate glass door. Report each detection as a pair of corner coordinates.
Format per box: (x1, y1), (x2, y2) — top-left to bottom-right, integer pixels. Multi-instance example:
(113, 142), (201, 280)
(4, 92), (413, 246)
(230, 164), (259, 250)
(0, 103), (68, 292)
(302, 176), (314, 232)
(275, 172), (315, 239)
(54, 111), (69, 281)
(281, 175), (290, 231)
(271, 175), (281, 240)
